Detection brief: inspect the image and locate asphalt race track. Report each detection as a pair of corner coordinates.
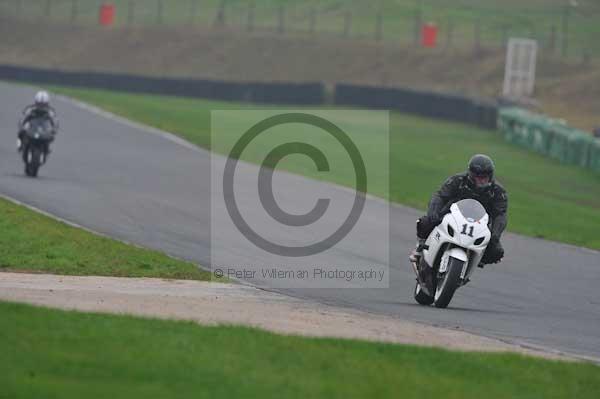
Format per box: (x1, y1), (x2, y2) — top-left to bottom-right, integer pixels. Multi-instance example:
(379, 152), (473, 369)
(1, 82), (599, 360)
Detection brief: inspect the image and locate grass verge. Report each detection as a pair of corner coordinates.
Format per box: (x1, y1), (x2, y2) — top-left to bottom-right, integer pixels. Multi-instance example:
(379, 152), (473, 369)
(1, 300), (599, 399)
(50, 85), (600, 249)
(0, 196), (211, 280)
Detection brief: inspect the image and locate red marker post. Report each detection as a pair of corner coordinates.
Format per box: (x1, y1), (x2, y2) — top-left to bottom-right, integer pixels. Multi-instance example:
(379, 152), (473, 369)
(421, 22), (437, 48)
(99, 3), (115, 27)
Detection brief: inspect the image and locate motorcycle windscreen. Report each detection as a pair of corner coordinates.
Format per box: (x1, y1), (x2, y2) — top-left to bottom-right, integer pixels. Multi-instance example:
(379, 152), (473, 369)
(455, 199), (486, 222)
(26, 117), (54, 140)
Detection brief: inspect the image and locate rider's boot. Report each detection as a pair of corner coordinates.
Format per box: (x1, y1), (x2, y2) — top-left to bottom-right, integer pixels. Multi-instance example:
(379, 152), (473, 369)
(409, 238), (426, 263)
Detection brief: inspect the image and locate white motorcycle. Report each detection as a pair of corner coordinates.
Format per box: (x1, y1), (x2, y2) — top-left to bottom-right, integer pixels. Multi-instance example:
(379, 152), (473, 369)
(410, 199), (491, 308)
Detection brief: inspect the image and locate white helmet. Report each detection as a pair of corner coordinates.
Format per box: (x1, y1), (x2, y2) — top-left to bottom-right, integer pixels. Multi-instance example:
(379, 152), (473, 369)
(34, 91), (50, 106)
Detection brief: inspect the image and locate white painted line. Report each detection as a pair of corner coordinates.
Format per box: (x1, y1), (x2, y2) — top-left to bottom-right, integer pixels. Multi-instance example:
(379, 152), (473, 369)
(56, 94), (203, 153)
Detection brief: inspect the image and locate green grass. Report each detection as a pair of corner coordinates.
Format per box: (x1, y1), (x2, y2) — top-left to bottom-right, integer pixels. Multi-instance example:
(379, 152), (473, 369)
(49, 85), (600, 249)
(1, 0), (599, 55)
(1, 300), (598, 398)
(0, 196), (212, 280)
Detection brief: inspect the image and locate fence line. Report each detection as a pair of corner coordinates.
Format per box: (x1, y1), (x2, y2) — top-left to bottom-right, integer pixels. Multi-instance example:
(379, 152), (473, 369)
(0, 0), (596, 59)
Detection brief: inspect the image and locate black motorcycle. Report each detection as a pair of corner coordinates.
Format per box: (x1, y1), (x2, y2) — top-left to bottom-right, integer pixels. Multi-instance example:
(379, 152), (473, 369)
(20, 116), (55, 177)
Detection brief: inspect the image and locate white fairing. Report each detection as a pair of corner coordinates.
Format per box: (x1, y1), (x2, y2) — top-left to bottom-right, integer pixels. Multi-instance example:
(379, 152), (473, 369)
(423, 199), (491, 280)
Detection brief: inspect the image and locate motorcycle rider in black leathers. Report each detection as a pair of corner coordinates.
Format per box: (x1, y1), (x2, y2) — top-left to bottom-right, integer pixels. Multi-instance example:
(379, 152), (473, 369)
(17, 91), (58, 153)
(409, 154), (508, 266)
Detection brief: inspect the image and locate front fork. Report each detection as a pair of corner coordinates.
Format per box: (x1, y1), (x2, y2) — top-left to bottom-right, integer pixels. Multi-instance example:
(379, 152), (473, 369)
(417, 246), (472, 293)
(21, 143), (49, 165)
(460, 250), (479, 283)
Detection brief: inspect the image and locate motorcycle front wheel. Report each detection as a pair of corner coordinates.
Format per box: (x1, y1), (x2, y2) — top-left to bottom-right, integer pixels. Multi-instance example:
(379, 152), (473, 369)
(433, 257), (464, 308)
(24, 147), (42, 178)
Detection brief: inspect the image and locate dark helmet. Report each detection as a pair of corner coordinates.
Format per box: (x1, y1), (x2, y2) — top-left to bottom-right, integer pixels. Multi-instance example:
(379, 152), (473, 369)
(467, 154), (495, 192)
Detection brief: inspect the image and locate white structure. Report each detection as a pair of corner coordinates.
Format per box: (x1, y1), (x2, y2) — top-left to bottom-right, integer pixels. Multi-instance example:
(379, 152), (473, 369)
(502, 38), (538, 98)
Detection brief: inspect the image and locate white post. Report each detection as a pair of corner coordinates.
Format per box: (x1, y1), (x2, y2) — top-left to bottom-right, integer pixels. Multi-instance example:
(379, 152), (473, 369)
(503, 38), (538, 99)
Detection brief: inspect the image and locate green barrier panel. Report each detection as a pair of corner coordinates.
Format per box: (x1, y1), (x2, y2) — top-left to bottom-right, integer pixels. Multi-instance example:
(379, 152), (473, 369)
(589, 139), (600, 173)
(566, 130), (594, 168)
(548, 123), (572, 164)
(526, 115), (554, 155)
(498, 107), (600, 173)
(499, 108), (530, 148)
